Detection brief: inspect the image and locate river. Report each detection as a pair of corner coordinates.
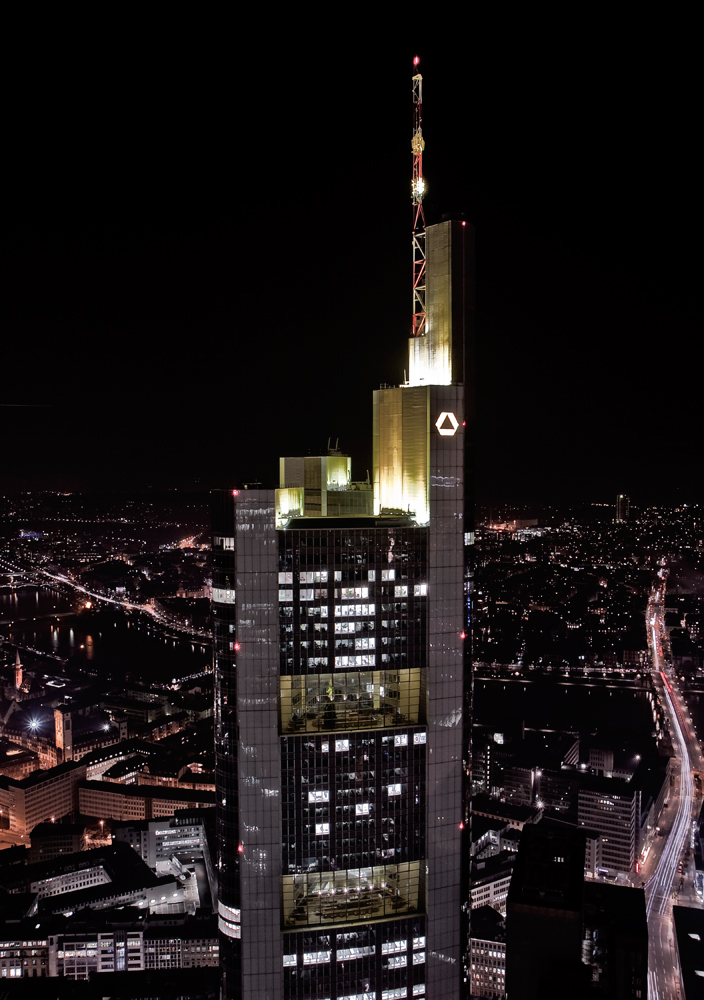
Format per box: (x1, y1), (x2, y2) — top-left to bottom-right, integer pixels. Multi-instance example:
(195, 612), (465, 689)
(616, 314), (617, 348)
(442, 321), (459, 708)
(1, 584), (211, 685)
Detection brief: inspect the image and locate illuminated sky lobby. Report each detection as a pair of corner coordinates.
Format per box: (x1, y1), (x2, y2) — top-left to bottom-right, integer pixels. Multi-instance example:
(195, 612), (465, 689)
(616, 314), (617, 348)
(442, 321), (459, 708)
(213, 210), (474, 996)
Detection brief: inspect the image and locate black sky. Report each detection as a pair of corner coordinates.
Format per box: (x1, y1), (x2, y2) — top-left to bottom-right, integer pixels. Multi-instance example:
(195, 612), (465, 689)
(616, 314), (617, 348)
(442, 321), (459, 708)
(1, 26), (699, 506)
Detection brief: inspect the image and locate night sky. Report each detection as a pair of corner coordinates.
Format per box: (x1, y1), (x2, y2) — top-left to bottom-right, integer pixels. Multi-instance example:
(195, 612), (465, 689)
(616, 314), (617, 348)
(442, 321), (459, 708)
(2, 29), (698, 506)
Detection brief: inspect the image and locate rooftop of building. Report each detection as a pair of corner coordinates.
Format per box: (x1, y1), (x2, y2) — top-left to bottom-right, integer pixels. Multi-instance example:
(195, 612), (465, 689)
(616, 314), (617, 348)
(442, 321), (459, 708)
(80, 737), (164, 767)
(472, 794), (541, 826)
(471, 850), (517, 886)
(29, 820), (86, 840)
(37, 870), (177, 916)
(578, 773), (638, 797)
(507, 823), (587, 914)
(471, 813), (510, 843)
(583, 881), (647, 935)
(673, 905), (704, 999)
(0, 841), (153, 890)
(470, 904), (506, 943)
(79, 778), (216, 803)
(0, 757), (84, 791)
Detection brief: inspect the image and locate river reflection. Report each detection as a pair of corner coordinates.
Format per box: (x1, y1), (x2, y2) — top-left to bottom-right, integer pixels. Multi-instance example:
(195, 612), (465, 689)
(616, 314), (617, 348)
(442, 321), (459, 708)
(1, 585), (210, 684)
(474, 674), (656, 740)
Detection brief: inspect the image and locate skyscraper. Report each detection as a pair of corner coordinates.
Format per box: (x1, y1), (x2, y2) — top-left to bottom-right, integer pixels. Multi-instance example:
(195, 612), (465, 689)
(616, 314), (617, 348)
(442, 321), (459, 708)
(616, 494), (630, 523)
(212, 63), (473, 1000)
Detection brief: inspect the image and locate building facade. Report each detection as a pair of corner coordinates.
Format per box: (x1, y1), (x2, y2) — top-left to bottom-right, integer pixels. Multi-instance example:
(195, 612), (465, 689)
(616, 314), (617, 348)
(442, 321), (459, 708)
(578, 779), (638, 875)
(213, 217), (473, 1000)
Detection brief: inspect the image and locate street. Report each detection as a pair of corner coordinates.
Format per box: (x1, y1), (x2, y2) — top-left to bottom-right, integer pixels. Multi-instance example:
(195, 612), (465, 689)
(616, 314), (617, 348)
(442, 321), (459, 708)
(644, 575), (704, 999)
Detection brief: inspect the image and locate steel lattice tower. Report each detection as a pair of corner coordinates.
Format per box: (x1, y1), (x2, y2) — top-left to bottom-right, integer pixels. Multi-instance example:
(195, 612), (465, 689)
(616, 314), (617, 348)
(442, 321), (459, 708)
(411, 56), (427, 338)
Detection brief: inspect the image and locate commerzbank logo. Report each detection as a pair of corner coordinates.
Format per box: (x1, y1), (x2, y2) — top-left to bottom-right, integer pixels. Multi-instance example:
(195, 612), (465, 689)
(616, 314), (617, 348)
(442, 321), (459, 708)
(435, 412), (459, 436)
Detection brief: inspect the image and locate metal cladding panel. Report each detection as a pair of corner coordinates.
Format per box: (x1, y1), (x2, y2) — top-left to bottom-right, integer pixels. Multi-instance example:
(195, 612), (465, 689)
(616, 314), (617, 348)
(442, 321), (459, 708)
(426, 384), (465, 998)
(409, 219), (472, 389)
(234, 490), (282, 999)
(373, 385), (429, 523)
(280, 456), (305, 488)
(212, 489), (241, 997)
(425, 222), (454, 386)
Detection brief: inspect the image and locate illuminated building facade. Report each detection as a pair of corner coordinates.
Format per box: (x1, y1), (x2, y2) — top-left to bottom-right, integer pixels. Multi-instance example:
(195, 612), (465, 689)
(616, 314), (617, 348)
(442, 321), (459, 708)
(213, 213), (473, 999)
(616, 494), (630, 523)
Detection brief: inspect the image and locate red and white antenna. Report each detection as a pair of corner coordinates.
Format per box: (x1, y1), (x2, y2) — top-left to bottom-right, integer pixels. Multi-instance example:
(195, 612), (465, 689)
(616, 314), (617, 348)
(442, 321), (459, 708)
(411, 55), (426, 338)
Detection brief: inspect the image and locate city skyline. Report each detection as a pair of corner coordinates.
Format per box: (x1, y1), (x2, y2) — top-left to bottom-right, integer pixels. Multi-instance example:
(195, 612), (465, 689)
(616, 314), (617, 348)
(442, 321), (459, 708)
(0, 28), (702, 1000)
(2, 39), (698, 505)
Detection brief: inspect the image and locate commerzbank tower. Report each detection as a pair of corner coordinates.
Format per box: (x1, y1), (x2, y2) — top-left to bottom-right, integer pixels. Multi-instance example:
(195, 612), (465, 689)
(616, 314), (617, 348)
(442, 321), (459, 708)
(212, 58), (475, 1000)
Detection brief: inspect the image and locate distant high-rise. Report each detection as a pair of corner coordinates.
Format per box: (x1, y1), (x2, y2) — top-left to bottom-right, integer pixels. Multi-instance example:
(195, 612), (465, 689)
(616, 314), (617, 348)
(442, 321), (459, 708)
(616, 494), (630, 522)
(212, 61), (473, 1000)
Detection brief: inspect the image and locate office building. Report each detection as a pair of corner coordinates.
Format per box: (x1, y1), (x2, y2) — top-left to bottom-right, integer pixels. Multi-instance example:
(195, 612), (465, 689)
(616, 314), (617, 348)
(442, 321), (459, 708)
(212, 68), (474, 1000)
(469, 905), (506, 998)
(578, 777), (638, 876)
(0, 759), (85, 837)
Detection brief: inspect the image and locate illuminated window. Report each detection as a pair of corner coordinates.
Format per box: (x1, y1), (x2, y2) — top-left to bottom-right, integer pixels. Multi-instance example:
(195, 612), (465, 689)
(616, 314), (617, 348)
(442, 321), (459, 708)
(315, 823), (330, 835)
(356, 803), (371, 815)
(335, 654), (376, 667)
(382, 940), (407, 954)
(337, 945), (375, 961)
(303, 951), (331, 965)
(387, 783), (402, 796)
(382, 570), (396, 581)
(394, 585), (408, 597)
(414, 584), (427, 596)
(279, 669), (422, 734)
(395, 734), (408, 747)
(335, 740), (350, 751)
(308, 790), (329, 803)
(281, 861), (422, 927)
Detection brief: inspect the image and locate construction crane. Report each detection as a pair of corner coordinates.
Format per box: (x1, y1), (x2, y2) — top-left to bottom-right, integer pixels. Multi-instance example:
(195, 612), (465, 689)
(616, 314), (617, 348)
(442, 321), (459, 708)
(411, 56), (426, 338)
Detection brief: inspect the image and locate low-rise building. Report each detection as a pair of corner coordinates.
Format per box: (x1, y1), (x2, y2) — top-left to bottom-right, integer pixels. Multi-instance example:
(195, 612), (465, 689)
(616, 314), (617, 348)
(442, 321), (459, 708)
(28, 821), (86, 863)
(78, 779), (215, 823)
(0, 760), (86, 837)
(469, 904), (506, 998)
(471, 851), (516, 916)
(0, 921), (50, 979)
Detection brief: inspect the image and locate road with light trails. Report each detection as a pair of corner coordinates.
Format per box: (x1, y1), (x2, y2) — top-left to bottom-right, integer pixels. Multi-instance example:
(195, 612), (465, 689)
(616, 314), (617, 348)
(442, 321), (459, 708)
(644, 580), (704, 999)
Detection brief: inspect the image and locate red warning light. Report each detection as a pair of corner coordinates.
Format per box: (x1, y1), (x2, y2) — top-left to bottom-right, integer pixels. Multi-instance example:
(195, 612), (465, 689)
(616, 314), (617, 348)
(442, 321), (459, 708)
(234, 643), (241, 652)
(462, 421), (466, 427)
(462, 221), (466, 227)
(238, 844), (244, 853)
(232, 489), (239, 496)
(460, 632), (467, 640)
(413, 56), (420, 66)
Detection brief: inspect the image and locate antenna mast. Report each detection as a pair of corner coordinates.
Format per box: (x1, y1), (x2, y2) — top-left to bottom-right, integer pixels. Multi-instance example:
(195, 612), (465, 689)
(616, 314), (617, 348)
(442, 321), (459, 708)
(411, 56), (426, 338)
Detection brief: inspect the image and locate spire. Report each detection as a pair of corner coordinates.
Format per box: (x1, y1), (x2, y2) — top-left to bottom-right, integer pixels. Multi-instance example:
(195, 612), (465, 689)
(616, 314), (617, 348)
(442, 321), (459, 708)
(411, 56), (426, 339)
